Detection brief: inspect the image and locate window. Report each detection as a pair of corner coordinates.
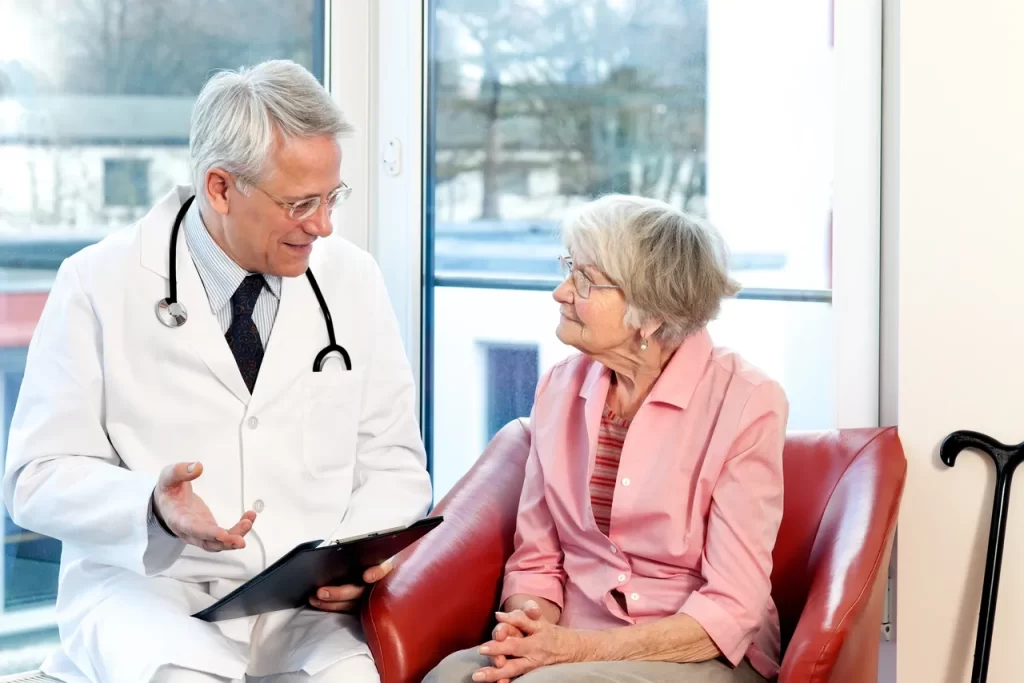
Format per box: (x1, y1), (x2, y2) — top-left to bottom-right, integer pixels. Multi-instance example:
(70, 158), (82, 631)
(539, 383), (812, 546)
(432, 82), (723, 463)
(402, 0), (881, 501)
(0, 0), (325, 670)
(103, 158), (151, 207)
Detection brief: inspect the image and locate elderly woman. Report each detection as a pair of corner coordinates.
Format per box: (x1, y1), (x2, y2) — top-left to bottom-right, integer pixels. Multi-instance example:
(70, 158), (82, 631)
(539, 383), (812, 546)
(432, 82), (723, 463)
(425, 195), (788, 683)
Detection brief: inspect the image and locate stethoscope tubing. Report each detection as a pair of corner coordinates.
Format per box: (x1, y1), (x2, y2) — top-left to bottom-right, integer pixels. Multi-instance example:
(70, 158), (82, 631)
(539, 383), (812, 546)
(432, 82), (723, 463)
(160, 195), (351, 372)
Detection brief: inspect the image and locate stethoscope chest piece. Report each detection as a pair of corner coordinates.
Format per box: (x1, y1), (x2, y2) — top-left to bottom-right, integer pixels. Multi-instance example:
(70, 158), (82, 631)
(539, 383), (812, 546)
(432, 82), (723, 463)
(156, 297), (188, 328)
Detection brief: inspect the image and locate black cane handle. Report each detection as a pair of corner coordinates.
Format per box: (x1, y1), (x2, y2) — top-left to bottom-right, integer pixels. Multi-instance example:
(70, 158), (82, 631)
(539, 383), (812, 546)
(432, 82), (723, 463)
(941, 429), (1024, 683)
(941, 430), (1024, 476)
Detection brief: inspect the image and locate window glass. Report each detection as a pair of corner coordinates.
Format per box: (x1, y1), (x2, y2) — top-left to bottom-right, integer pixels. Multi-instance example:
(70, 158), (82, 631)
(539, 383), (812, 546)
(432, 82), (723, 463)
(425, 0), (835, 500)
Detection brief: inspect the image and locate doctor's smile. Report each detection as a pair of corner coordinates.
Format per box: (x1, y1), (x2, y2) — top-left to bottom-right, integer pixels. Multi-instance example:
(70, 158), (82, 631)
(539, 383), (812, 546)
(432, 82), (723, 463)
(284, 242), (314, 256)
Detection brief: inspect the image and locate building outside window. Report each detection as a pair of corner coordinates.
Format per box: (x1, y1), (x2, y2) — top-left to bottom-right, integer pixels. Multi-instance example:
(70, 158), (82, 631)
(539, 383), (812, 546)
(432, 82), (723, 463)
(103, 158), (151, 208)
(484, 343), (539, 439)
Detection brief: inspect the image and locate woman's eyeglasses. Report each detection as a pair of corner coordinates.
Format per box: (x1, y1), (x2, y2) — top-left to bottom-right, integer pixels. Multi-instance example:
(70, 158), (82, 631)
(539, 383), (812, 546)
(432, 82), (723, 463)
(558, 255), (621, 299)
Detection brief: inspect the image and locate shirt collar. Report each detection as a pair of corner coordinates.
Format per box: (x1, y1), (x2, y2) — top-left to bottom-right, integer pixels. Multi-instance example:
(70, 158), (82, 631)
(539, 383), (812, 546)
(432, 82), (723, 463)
(579, 327), (713, 411)
(646, 327), (713, 409)
(183, 200), (282, 313)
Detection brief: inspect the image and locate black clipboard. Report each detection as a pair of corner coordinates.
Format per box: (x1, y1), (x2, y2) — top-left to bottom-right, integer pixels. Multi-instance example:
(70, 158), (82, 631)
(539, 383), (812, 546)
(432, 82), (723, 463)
(192, 516), (443, 622)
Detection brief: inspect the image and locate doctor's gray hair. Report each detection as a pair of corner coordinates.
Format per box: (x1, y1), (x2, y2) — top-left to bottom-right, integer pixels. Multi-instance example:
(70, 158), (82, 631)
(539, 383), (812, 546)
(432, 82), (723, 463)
(189, 59), (354, 204)
(561, 194), (741, 347)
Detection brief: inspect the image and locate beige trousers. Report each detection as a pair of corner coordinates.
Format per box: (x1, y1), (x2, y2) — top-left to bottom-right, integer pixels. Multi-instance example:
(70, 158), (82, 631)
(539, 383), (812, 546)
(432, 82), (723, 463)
(422, 648), (769, 683)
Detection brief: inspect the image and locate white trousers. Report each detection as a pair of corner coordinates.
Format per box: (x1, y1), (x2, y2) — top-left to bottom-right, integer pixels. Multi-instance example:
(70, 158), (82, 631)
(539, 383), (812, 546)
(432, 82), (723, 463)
(151, 654), (380, 683)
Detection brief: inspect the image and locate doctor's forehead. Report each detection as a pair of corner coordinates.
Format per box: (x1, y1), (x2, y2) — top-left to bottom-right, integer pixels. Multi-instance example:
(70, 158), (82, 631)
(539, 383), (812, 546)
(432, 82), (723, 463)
(267, 136), (342, 197)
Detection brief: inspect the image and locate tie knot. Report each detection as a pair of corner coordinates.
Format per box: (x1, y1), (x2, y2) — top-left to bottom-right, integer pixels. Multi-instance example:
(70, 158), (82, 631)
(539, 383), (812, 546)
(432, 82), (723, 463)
(232, 274), (265, 317)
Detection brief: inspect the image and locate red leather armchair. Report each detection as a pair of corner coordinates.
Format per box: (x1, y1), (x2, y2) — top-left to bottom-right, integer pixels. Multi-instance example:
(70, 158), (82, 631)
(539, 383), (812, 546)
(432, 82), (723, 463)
(363, 420), (907, 683)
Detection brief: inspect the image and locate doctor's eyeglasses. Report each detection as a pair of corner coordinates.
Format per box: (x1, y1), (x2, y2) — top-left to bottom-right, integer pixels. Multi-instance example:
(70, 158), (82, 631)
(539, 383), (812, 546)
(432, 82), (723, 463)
(558, 255), (621, 299)
(245, 180), (352, 220)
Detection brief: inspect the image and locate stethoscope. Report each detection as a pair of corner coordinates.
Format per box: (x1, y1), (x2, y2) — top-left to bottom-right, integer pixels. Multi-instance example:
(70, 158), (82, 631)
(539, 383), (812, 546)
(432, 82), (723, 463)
(155, 195), (352, 372)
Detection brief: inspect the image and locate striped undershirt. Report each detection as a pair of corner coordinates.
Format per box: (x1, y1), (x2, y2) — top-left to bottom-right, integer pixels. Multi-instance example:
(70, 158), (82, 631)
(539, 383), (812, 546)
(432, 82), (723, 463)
(183, 200), (282, 347)
(589, 404), (631, 535)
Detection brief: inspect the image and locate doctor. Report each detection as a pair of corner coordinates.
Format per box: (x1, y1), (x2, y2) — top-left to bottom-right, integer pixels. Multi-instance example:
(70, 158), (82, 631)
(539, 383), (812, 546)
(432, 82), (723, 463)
(2, 60), (432, 683)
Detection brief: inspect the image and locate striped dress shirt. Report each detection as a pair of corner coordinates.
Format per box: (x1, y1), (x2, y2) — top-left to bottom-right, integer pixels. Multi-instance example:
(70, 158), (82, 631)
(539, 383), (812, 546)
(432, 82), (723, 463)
(184, 201), (282, 347)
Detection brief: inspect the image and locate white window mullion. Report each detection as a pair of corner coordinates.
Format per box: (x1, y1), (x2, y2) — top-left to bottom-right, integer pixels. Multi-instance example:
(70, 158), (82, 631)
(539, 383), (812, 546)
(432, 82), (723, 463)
(833, 0), (883, 429)
(327, 0), (374, 253)
(349, 1), (426, 402)
(372, 0), (425, 393)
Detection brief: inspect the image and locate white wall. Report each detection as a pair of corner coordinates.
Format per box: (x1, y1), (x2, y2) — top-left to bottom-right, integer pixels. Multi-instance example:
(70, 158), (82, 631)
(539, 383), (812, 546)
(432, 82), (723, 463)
(896, 1), (1024, 680)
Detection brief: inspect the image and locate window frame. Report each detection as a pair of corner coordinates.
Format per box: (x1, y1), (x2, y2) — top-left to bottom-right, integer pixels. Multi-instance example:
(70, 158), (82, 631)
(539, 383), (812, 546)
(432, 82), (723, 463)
(361, 0), (883, 446)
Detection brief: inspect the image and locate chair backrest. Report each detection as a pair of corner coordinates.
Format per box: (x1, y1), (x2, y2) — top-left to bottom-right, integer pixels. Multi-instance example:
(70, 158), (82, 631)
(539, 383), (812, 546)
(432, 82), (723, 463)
(363, 419), (534, 683)
(770, 428), (906, 662)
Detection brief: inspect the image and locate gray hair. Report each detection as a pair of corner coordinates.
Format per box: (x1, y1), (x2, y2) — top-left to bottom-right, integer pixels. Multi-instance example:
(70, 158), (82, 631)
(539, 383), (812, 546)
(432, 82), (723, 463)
(561, 194), (741, 347)
(189, 59), (354, 203)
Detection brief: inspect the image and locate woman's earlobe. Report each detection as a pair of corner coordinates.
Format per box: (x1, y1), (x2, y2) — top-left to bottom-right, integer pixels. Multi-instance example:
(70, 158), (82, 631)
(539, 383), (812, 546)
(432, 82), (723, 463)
(641, 319), (665, 342)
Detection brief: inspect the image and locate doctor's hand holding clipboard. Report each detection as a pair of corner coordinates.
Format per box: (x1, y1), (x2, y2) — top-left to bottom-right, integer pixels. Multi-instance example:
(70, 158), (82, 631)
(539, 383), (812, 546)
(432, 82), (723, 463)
(307, 558), (393, 613)
(153, 459), (394, 615)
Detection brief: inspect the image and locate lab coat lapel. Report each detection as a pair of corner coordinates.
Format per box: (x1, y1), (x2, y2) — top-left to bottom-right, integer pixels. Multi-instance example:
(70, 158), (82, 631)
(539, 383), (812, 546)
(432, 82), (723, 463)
(175, 227), (253, 405)
(248, 271), (319, 413)
(137, 187), (251, 405)
(139, 186), (191, 280)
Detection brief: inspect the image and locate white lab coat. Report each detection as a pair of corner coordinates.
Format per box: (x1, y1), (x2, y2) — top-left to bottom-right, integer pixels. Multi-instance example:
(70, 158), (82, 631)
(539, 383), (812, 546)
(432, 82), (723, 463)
(2, 187), (432, 683)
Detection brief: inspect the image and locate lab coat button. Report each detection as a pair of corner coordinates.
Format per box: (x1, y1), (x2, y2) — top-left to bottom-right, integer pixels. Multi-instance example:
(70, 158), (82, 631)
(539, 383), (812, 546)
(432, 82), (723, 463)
(630, 593), (640, 601)
(248, 417), (259, 429)
(253, 499), (265, 513)
(621, 477), (631, 487)
(618, 573), (627, 583)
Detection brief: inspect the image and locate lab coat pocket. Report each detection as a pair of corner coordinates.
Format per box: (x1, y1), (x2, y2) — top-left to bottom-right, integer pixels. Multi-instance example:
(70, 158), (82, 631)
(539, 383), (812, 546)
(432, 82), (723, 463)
(302, 369), (364, 478)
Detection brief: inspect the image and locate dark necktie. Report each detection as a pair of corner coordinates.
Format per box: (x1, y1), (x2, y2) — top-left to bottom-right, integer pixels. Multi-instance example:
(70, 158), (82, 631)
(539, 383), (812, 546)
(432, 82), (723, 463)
(226, 274), (265, 393)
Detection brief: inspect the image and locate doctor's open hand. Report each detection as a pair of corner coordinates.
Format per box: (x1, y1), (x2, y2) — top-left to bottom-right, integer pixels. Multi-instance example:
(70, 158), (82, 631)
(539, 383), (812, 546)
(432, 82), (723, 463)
(309, 559), (394, 613)
(153, 461), (257, 551)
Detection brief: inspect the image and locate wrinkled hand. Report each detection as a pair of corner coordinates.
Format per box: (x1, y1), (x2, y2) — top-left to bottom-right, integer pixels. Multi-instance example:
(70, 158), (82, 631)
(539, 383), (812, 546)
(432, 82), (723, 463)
(486, 600), (545, 683)
(309, 559), (394, 613)
(153, 462), (256, 551)
(473, 606), (582, 682)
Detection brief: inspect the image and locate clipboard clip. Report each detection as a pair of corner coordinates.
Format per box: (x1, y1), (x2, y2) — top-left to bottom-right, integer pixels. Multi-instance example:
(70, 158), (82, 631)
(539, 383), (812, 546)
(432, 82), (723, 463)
(326, 529), (383, 548)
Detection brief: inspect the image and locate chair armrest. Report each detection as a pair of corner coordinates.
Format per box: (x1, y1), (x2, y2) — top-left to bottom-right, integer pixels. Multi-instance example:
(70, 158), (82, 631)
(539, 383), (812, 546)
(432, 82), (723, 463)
(362, 419), (532, 683)
(780, 430), (906, 683)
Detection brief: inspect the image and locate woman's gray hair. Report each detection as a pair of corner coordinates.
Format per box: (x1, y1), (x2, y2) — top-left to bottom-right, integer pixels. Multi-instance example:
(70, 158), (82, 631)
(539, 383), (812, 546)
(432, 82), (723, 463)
(561, 194), (741, 347)
(189, 59), (354, 202)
